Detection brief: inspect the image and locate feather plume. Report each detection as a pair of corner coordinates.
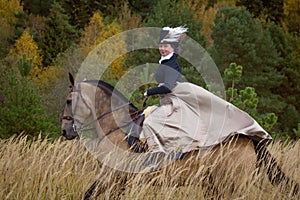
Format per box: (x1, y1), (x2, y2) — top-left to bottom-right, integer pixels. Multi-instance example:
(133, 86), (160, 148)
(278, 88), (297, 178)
(160, 26), (188, 43)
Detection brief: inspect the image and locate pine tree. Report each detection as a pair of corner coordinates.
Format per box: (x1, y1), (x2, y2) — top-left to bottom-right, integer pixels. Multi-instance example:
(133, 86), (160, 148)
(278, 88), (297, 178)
(210, 7), (290, 136)
(211, 7), (258, 70)
(61, 0), (91, 30)
(126, 0), (158, 19)
(236, 0), (284, 24)
(266, 24), (300, 136)
(41, 1), (78, 66)
(9, 29), (43, 79)
(250, 28), (285, 113)
(224, 63), (278, 133)
(21, 0), (52, 16)
(8, 11), (30, 45)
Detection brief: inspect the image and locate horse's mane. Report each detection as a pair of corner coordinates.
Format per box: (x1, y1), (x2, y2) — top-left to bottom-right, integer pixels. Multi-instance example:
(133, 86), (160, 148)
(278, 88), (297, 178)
(83, 80), (138, 110)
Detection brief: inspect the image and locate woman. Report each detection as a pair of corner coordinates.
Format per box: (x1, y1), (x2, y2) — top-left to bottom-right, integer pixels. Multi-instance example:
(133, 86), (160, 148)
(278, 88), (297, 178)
(144, 26), (185, 97)
(141, 26), (271, 161)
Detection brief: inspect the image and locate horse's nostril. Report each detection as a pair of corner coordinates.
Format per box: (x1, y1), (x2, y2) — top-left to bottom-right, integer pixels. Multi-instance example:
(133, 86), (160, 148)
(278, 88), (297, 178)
(62, 129), (66, 136)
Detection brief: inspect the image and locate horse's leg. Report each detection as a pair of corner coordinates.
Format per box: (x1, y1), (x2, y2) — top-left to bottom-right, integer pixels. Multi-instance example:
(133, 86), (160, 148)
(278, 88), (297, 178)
(254, 140), (300, 197)
(203, 135), (257, 198)
(84, 168), (128, 200)
(84, 180), (100, 200)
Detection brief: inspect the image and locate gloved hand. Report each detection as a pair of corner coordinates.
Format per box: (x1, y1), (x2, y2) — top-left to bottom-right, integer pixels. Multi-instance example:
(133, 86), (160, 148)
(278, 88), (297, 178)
(144, 91), (148, 97)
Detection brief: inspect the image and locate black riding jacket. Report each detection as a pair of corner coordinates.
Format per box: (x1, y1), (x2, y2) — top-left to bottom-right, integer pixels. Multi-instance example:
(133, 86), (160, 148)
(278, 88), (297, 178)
(146, 54), (182, 96)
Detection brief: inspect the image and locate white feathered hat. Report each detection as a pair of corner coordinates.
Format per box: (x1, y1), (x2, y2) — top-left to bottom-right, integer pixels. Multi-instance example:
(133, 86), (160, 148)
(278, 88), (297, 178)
(159, 26), (188, 44)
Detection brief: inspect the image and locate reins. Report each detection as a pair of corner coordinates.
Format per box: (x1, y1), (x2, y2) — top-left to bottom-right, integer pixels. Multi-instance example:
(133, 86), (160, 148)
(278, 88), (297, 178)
(81, 95), (147, 130)
(63, 82), (149, 140)
(77, 92), (148, 142)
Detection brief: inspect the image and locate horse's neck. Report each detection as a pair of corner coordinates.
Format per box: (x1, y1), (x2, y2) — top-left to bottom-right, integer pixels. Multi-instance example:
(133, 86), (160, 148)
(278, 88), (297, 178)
(97, 109), (131, 150)
(94, 87), (132, 150)
(95, 90), (128, 129)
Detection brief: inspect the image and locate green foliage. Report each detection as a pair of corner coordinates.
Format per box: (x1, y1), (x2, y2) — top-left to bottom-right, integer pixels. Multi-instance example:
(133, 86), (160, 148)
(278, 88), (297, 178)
(210, 7), (300, 136)
(61, 0), (92, 30)
(224, 63), (277, 132)
(224, 63), (242, 99)
(236, 0), (284, 24)
(283, 0), (300, 36)
(17, 53), (33, 77)
(144, 0), (206, 47)
(0, 51), (60, 139)
(115, 64), (160, 109)
(224, 63), (243, 83)
(0, 74), (60, 139)
(41, 1), (78, 66)
(86, 0), (124, 18)
(21, 0), (52, 16)
(278, 104), (300, 139)
(7, 11), (30, 45)
(211, 7), (259, 70)
(262, 113), (278, 134)
(293, 123), (300, 139)
(126, 0), (158, 19)
(133, 65), (159, 108)
(226, 87), (258, 112)
(0, 0), (23, 58)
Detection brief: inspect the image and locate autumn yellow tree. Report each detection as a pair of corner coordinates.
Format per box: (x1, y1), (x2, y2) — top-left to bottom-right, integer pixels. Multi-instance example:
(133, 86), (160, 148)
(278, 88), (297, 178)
(283, 0), (300, 35)
(186, 0), (236, 45)
(0, 0), (23, 25)
(9, 29), (43, 78)
(80, 12), (105, 53)
(118, 0), (142, 31)
(0, 0), (23, 57)
(80, 12), (126, 80)
(9, 29), (62, 85)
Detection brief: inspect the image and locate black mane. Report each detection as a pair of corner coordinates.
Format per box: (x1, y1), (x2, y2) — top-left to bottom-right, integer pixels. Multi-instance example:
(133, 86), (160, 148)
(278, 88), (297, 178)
(83, 80), (138, 110)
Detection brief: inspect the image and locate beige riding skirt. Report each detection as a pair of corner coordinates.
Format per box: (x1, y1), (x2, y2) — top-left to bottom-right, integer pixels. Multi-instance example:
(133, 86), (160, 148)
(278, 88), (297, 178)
(141, 82), (272, 153)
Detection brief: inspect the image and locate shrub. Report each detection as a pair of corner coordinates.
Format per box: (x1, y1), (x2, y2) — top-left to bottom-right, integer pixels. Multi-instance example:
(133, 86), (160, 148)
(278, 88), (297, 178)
(0, 70), (60, 139)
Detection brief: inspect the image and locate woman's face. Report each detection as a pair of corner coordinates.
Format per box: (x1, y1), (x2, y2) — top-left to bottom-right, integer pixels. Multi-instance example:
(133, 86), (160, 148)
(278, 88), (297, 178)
(159, 43), (174, 57)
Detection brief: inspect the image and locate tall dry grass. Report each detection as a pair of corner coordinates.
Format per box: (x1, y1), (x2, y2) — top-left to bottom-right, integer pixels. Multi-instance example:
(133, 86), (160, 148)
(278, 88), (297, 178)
(0, 136), (299, 200)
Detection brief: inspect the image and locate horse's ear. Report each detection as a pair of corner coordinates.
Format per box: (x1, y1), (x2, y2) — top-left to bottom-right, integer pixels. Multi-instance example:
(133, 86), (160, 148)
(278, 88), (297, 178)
(68, 73), (74, 86)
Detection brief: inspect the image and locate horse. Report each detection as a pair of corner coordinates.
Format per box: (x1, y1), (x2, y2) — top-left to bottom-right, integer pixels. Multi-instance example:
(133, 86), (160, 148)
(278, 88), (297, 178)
(61, 74), (299, 199)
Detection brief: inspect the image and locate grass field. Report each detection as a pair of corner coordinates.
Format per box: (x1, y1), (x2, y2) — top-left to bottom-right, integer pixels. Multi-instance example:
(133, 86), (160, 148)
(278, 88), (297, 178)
(0, 136), (299, 200)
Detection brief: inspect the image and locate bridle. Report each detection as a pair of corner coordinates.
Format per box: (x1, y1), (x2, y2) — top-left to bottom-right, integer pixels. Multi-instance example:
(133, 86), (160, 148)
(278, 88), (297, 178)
(62, 83), (147, 140)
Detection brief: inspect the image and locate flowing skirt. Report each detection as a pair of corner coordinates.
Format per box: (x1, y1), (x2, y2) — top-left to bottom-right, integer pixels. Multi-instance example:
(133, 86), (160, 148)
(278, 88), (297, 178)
(141, 82), (272, 153)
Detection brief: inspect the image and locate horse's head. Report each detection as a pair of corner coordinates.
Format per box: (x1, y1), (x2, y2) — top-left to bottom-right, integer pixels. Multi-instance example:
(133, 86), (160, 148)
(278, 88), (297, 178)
(61, 73), (94, 140)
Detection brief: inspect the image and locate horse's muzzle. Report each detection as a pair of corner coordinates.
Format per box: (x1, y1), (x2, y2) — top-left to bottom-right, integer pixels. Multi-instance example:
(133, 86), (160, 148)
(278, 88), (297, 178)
(62, 126), (78, 140)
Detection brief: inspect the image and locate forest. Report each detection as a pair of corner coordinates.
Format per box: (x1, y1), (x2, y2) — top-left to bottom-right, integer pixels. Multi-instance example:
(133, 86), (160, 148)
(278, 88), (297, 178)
(0, 0), (300, 140)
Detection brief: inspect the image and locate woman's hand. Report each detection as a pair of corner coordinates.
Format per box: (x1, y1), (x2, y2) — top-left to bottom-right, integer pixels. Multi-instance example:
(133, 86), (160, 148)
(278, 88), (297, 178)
(144, 91), (148, 97)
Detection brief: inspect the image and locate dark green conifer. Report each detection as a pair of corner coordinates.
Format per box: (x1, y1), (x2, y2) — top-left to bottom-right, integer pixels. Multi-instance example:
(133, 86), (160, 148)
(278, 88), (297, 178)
(41, 2), (78, 66)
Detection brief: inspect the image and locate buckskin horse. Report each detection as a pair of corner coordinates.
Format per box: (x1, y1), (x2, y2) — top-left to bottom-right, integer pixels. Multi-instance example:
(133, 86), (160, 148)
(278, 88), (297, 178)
(61, 74), (299, 199)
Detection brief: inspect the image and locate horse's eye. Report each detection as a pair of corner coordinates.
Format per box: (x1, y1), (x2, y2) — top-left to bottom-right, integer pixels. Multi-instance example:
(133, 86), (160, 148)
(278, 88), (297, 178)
(62, 116), (73, 121)
(67, 99), (72, 105)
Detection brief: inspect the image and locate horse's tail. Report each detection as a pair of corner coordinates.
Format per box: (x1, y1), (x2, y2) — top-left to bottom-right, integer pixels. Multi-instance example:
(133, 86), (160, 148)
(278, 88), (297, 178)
(253, 140), (299, 196)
